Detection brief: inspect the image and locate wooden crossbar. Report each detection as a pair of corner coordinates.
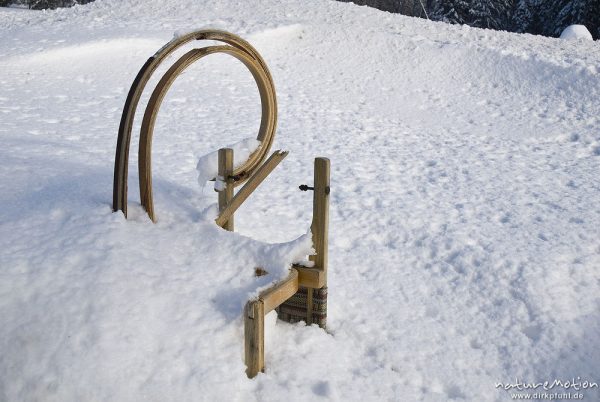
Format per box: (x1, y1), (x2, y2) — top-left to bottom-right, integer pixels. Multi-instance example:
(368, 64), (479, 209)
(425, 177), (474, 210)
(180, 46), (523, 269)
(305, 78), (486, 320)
(294, 264), (325, 289)
(260, 269), (299, 313)
(215, 150), (288, 228)
(251, 265), (324, 289)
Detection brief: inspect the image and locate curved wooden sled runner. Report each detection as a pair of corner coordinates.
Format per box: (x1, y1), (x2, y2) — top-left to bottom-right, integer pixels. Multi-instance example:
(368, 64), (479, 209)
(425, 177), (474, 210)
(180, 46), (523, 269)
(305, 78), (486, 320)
(113, 29), (277, 221)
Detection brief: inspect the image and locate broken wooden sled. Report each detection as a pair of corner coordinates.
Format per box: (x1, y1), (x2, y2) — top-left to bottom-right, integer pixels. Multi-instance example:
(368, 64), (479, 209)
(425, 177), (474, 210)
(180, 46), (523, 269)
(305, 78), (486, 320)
(111, 29), (329, 378)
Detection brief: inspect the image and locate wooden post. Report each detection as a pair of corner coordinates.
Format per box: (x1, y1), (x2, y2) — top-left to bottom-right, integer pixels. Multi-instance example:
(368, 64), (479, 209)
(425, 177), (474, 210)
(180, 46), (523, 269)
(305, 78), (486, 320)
(307, 157), (329, 327)
(244, 269), (299, 378)
(217, 148), (234, 231)
(275, 158), (330, 328)
(244, 299), (264, 378)
(309, 157), (330, 274)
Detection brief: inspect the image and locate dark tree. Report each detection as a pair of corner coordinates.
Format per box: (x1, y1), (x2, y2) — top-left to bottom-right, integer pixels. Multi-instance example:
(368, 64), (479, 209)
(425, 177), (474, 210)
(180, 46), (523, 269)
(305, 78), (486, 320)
(5, 0), (95, 9)
(547, 0), (600, 38)
(338, 0), (600, 40)
(337, 0), (429, 17)
(431, 0), (472, 25)
(511, 0), (599, 39)
(470, 0), (515, 30)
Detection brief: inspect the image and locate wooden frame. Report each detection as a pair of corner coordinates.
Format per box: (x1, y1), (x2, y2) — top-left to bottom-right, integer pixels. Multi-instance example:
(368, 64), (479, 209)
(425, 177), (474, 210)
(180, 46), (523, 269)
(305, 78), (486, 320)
(245, 157), (330, 378)
(245, 269), (299, 378)
(113, 31), (331, 381)
(276, 158), (330, 328)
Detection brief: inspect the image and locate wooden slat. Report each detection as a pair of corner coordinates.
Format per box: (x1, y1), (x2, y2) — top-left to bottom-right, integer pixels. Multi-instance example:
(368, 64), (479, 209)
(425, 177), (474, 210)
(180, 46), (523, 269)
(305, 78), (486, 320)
(217, 148), (234, 231)
(305, 158), (330, 320)
(215, 150), (288, 227)
(259, 269), (299, 314)
(244, 300), (264, 378)
(251, 265), (324, 288)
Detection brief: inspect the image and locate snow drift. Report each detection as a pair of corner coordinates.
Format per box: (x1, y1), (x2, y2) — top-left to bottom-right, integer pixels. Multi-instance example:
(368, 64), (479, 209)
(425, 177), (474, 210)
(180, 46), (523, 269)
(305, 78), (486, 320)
(560, 24), (594, 41)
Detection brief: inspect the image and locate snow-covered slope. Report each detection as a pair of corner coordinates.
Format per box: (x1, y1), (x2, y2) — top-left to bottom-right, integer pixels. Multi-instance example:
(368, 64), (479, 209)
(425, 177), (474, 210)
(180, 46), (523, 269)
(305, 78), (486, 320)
(1, 1), (599, 401)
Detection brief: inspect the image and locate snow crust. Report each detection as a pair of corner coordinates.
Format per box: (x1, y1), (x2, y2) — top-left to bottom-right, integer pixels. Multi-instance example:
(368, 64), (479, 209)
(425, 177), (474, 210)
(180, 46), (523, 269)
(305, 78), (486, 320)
(1, 0), (600, 401)
(560, 24), (593, 41)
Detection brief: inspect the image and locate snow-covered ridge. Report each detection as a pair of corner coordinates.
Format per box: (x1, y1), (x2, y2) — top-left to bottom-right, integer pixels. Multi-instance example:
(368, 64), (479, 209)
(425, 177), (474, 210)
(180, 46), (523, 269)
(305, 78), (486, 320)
(1, 0), (599, 401)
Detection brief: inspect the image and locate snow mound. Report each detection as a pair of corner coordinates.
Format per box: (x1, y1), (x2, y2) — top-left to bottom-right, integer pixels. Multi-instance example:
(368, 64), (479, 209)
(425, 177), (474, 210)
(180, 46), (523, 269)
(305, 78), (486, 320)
(560, 24), (593, 41)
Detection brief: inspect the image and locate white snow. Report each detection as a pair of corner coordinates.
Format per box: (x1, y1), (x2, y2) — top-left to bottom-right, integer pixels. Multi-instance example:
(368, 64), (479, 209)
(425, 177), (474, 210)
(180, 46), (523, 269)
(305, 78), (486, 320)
(560, 24), (593, 41)
(214, 175), (227, 192)
(196, 137), (261, 187)
(1, 0), (600, 401)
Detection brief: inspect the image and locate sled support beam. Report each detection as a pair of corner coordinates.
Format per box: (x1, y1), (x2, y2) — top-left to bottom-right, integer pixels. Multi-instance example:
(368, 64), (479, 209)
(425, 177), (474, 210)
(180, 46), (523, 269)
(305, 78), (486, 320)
(215, 150), (288, 228)
(244, 300), (264, 378)
(245, 268), (299, 378)
(306, 157), (329, 325)
(276, 157), (330, 328)
(309, 158), (330, 276)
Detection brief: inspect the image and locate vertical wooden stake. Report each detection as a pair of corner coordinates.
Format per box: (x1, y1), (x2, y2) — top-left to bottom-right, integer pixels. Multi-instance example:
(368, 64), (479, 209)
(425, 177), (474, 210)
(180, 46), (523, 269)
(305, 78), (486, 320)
(244, 300), (264, 378)
(217, 148), (234, 231)
(308, 157), (330, 325)
(309, 157), (330, 273)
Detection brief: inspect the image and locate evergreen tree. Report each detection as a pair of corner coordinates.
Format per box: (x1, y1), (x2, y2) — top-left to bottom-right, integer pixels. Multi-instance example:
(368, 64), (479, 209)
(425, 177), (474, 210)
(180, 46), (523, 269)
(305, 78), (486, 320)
(470, 0), (515, 30)
(549, 0), (600, 38)
(431, 0), (471, 25)
(511, 0), (600, 39)
(337, 0), (599, 39)
(0, 0), (95, 9)
(511, 0), (535, 33)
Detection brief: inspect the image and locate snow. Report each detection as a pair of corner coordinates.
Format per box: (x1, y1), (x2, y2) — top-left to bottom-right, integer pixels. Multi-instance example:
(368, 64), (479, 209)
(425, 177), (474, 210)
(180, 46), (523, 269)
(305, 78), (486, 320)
(560, 24), (594, 41)
(196, 137), (261, 187)
(1, 0), (600, 401)
(214, 175), (226, 192)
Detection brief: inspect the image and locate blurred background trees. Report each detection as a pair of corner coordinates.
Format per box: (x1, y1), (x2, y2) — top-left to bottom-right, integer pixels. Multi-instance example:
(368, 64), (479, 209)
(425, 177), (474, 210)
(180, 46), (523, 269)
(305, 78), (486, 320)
(2, 0), (94, 9)
(2, 0), (598, 40)
(338, 0), (600, 39)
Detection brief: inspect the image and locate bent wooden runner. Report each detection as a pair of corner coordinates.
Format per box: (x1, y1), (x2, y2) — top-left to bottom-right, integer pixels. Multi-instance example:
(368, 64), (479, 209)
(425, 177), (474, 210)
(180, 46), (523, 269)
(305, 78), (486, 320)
(113, 29), (277, 221)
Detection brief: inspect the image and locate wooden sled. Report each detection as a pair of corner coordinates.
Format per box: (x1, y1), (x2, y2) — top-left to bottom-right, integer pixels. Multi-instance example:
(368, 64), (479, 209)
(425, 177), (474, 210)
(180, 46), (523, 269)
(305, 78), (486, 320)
(112, 29), (329, 379)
